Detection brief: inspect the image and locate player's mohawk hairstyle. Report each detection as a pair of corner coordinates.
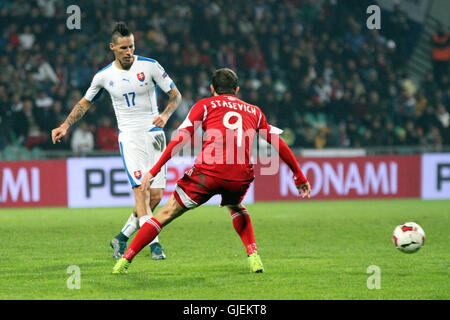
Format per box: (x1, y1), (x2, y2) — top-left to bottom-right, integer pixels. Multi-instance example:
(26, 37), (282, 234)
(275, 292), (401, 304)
(111, 22), (132, 43)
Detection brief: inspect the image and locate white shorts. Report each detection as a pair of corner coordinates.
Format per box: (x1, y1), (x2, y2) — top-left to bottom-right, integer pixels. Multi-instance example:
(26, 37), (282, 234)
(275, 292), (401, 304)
(118, 128), (167, 189)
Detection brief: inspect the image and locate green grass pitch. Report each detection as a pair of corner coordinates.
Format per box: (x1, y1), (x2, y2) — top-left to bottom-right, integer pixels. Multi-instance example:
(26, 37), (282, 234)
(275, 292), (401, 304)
(0, 199), (448, 300)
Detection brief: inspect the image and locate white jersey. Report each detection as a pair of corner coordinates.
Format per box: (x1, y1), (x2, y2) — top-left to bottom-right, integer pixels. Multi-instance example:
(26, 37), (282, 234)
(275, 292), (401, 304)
(84, 55), (174, 132)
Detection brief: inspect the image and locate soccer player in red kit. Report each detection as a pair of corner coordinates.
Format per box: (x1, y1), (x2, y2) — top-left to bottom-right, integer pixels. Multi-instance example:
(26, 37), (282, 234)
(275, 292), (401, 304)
(113, 68), (311, 274)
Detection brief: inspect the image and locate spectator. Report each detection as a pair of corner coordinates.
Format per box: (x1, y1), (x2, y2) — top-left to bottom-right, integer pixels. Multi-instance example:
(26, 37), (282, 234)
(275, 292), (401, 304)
(436, 104), (450, 128)
(243, 45), (266, 74)
(18, 25), (35, 50)
(414, 91), (428, 118)
(431, 23), (450, 85)
(8, 23), (20, 47)
(384, 120), (398, 146)
(44, 100), (65, 132)
(298, 125), (315, 149)
(96, 117), (119, 151)
(35, 90), (53, 109)
(32, 55), (60, 85)
(335, 122), (350, 148)
(314, 126), (330, 149)
(425, 125), (442, 149)
(312, 77), (332, 108)
(277, 91), (296, 129)
(436, 104), (450, 142)
(418, 105), (440, 133)
(404, 120), (421, 145)
(371, 118), (385, 146)
(347, 120), (361, 147)
(37, 0), (57, 18)
(11, 93), (23, 112)
(386, 3), (411, 58)
(0, 56), (14, 78)
(216, 43), (237, 70)
(0, 0), (447, 153)
(360, 129), (374, 147)
(71, 121), (95, 154)
(13, 99), (48, 149)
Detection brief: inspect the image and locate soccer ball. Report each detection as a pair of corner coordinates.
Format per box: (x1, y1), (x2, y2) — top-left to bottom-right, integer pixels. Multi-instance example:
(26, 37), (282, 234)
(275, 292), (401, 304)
(392, 222), (425, 253)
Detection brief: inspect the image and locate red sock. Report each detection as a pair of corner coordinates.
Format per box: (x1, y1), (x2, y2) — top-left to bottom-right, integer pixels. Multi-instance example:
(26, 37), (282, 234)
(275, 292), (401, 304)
(231, 208), (257, 255)
(123, 217), (162, 261)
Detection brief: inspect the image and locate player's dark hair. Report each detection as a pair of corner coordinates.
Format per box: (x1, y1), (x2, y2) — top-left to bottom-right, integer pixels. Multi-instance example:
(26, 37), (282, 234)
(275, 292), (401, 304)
(111, 22), (132, 43)
(212, 68), (238, 95)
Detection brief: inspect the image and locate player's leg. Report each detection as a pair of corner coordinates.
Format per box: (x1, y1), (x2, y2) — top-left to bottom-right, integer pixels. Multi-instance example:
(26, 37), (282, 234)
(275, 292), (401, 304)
(111, 175), (166, 260)
(149, 188), (163, 211)
(227, 203), (263, 273)
(145, 131), (168, 259)
(110, 209), (139, 258)
(227, 204), (258, 256)
(112, 185), (159, 262)
(113, 168), (215, 273)
(127, 193), (187, 260)
(111, 188), (152, 258)
(110, 132), (148, 258)
(123, 189), (189, 262)
(148, 187), (166, 259)
(113, 194), (187, 274)
(221, 177), (263, 273)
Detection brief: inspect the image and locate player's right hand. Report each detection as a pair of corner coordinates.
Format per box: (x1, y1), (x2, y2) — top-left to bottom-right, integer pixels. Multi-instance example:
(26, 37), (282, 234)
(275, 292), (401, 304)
(51, 123), (69, 144)
(152, 112), (169, 128)
(141, 171), (154, 191)
(297, 182), (311, 199)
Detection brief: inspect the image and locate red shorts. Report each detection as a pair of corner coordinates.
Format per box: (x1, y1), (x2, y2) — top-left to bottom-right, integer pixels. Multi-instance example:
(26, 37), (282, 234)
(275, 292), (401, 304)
(173, 167), (253, 209)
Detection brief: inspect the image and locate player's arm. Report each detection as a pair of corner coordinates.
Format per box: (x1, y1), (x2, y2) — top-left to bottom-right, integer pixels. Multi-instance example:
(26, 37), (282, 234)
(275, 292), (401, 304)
(51, 97), (92, 144)
(150, 61), (182, 128)
(153, 85), (182, 128)
(141, 102), (205, 190)
(52, 72), (103, 143)
(257, 113), (311, 198)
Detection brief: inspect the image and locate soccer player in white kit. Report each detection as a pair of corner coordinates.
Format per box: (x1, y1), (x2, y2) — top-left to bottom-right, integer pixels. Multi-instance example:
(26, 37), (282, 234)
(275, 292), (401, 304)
(51, 22), (182, 260)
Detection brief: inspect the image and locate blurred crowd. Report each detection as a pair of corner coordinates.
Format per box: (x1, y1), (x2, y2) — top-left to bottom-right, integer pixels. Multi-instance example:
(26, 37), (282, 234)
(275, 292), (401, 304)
(0, 0), (449, 158)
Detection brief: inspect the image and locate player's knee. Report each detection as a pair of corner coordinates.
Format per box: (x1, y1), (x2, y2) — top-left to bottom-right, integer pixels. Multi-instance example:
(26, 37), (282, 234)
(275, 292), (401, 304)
(150, 190), (163, 207)
(228, 204), (246, 215)
(133, 185), (146, 199)
(157, 196), (186, 226)
(155, 207), (176, 226)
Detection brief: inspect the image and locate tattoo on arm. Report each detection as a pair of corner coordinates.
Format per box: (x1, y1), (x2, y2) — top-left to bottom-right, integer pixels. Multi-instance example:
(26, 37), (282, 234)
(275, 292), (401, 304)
(162, 88), (182, 117)
(65, 102), (91, 127)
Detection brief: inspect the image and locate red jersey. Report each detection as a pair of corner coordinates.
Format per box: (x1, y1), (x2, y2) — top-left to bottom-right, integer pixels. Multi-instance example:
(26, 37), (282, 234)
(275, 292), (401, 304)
(150, 94), (307, 184)
(183, 94), (270, 180)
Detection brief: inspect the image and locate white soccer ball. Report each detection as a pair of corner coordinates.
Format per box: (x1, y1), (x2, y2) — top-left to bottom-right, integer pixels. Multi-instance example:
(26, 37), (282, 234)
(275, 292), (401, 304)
(392, 222), (425, 253)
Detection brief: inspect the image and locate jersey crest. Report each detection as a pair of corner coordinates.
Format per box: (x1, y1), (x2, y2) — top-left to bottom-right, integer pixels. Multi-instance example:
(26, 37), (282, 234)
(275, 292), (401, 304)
(137, 72), (145, 82)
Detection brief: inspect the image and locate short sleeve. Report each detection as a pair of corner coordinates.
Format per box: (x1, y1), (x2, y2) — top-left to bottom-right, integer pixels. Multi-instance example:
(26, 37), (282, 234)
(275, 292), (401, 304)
(84, 73), (105, 102)
(177, 101), (207, 135)
(150, 61), (175, 93)
(257, 110), (283, 136)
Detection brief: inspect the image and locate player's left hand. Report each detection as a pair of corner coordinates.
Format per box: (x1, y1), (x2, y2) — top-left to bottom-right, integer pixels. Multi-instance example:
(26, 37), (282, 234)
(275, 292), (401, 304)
(141, 172), (154, 191)
(152, 113), (169, 128)
(297, 182), (311, 199)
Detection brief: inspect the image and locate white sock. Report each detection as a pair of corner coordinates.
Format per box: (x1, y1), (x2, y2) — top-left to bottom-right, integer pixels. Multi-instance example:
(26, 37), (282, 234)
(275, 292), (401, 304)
(139, 215), (160, 245)
(138, 215), (152, 227)
(150, 236), (159, 245)
(121, 212), (139, 238)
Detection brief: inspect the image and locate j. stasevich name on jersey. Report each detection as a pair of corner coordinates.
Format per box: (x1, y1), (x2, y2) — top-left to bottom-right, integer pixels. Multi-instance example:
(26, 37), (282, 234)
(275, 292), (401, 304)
(210, 98), (257, 115)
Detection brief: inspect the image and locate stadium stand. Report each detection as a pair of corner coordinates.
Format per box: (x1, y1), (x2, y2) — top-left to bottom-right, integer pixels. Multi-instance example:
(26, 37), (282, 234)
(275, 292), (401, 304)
(0, 0), (449, 159)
